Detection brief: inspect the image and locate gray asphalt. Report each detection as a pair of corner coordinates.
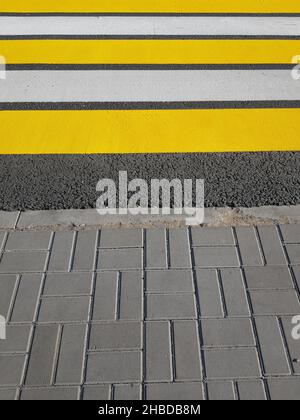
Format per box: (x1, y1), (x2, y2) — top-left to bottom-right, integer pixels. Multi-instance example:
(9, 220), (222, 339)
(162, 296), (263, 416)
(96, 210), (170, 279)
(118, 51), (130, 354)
(0, 152), (299, 211)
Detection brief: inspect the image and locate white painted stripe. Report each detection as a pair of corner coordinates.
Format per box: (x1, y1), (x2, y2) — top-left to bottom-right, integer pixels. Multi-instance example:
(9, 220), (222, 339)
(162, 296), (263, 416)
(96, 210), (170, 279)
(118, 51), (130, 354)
(1, 16), (300, 36)
(1, 70), (300, 102)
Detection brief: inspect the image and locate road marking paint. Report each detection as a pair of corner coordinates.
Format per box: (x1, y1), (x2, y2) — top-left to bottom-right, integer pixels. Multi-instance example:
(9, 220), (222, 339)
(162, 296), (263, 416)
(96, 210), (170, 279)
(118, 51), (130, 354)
(1, 70), (300, 102)
(0, 109), (299, 154)
(1, 16), (300, 36)
(1, 39), (300, 64)
(1, 0), (300, 14)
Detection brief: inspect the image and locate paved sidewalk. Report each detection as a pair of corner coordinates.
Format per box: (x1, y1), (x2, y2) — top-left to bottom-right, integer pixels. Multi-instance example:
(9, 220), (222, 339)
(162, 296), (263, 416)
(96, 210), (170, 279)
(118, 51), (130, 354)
(0, 225), (300, 400)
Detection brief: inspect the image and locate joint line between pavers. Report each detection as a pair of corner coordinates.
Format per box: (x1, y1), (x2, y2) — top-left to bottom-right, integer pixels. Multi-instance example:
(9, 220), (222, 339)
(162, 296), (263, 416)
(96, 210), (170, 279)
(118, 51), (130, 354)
(165, 228), (171, 269)
(13, 212), (21, 230)
(141, 228), (147, 399)
(6, 274), (21, 323)
(68, 231), (77, 273)
(232, 380), (239, 401)
(168, 320), (176, 383)
(115, 271), (122, 321)
(275, 225), (290, 266)
(276, 316), (294, 376)
(216, 269), (228, 319)
(50, 324), (63, 386)
(253, 226), (267, 267)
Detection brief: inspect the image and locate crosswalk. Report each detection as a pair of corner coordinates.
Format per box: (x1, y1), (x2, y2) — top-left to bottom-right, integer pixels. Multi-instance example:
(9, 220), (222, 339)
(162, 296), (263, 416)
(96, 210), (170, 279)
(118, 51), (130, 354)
(1, 1), (300, 154)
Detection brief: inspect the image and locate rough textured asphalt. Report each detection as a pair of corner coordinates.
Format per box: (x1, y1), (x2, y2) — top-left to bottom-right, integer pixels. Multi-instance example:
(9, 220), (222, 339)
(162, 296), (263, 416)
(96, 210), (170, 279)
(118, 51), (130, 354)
(0, 152), (299, 211)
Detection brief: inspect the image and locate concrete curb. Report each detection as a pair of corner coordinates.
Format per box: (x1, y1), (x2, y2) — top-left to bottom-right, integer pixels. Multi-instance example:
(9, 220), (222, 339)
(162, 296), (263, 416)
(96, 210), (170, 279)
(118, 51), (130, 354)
(0, 205), (299, 230)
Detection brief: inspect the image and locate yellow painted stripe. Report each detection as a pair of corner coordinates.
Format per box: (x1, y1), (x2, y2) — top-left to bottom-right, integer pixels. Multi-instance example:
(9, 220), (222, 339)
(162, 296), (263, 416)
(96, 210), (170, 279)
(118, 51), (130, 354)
(1, 0), (300, 14)
(0, 109), (298, 154)
(1, 40), (300, 64)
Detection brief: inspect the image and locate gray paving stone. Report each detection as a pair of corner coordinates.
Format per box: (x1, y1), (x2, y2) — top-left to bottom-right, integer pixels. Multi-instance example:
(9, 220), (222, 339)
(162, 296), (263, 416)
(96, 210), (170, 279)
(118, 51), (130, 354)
(89, 322), (142, 350)
(92, 272), (117, 320)
(195, 269), (223, 317)
(55, 324), (86, 385)
(21, 387), (79, 400)
(286, 244), (300, 265)
(0, 325), (31, 352)
(145, 229), (167, 269)
(0, 212), (19, 229)
(244, 266), (294, 290)
(86, 351), (142, 383)
(119, 271), (143, 321)
(47, 231), (73, 272)
(193, 247), (239, 268)
(192, 227), (234, 246)
(0, 388), (17, 400)
(236, 380), (266, 400)
(0, 251), (47, 273)
(205, 348), (260, 379)
(280, 316), (300, 374)
(72, 231), (97, 271)
(280, 224), (300, 244)
(25, 325), (58, 386)
(146, 270), (194, 293)
(255, 317), (290, 375)
(267, 378), (300, 400)
(173, 321), (202, 381)
(206, 381), (235, 400)
(43, 272), (93, 296)
(0, 355), (26, 386)
(201, 319), (255, 347)
(82, 385), (110, 400)
(99, 229), (143, 248)
(10, 274), (43, 322)
(168, 229), (191, 268)
(250, 290), (300, 315)
(0, 274), (17, 318)
(114, 384), (141, 401)
(146, 382), (203, 400)
(38, 296), (90, 322)
(235, 227), (263, 266)
(5, 232), (50, 250)
(257, 226), (286, 265)
(146, 294), (196, 320)
(145, 321), (172, 382)
(97, 248), (142, 270)
(220, 269), (250, 316)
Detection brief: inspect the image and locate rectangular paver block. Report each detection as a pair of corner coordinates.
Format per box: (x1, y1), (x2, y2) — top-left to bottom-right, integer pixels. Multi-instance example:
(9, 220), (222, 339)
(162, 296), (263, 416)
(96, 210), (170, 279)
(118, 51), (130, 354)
(97, 248), (142, 270)
(119, 271), (143, 320)
(168, 229), (191, 268)
(38, 296), (90, 322)
(193, 247), (239, 268)
(201, 319), (255, 347)
(192, 227), (234, 246)
(146, 382), (203, 401)
(145, 229), (167, 269)
(244, 266), (294, 290)
(99, 229), (143, 248)
(280, 224), (300, 244)
(146, 270), (194, 293)
(205, 348), (260, 379)
(0, 389), (17, 400)
(0, 212), (18, 229)
(220, 269), (250, 316)
(250, 290), (300, 315)
(195, 269), (223, 317)
(89, 322), (142, 350)
(254, 317), (290, 375)
(11, 274), (43, 322)
(146, 294), (196, 320)
(236, 380), (266, 401)
(72, 231), (97, 271)
(25, 325), (58, 386)
(92, 272), (118, 320)
(0, 274), (17, 318)
(145, 321), (172, 382)
(286, 244), (300, 264)
(235, 227), (263, 266)
(0, 325), (31, 353)
(0, 251), (47, 273)
(47, 232), (73, 272)
(114, 384), (141, 401)
(43, 272), (93, 296)
(5, 232), (50, 251)
(257, 226), (286, 265)
(55, 324), (86, 385)
(86, 351), (142, 383)
(173, 320), (202, 381)
(0, 355), (25, 386)
(267, 378), (300, 400)
(82, 385), (110, 400)
(207, 381), (235, 400)
(21, 387), (79, 400)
